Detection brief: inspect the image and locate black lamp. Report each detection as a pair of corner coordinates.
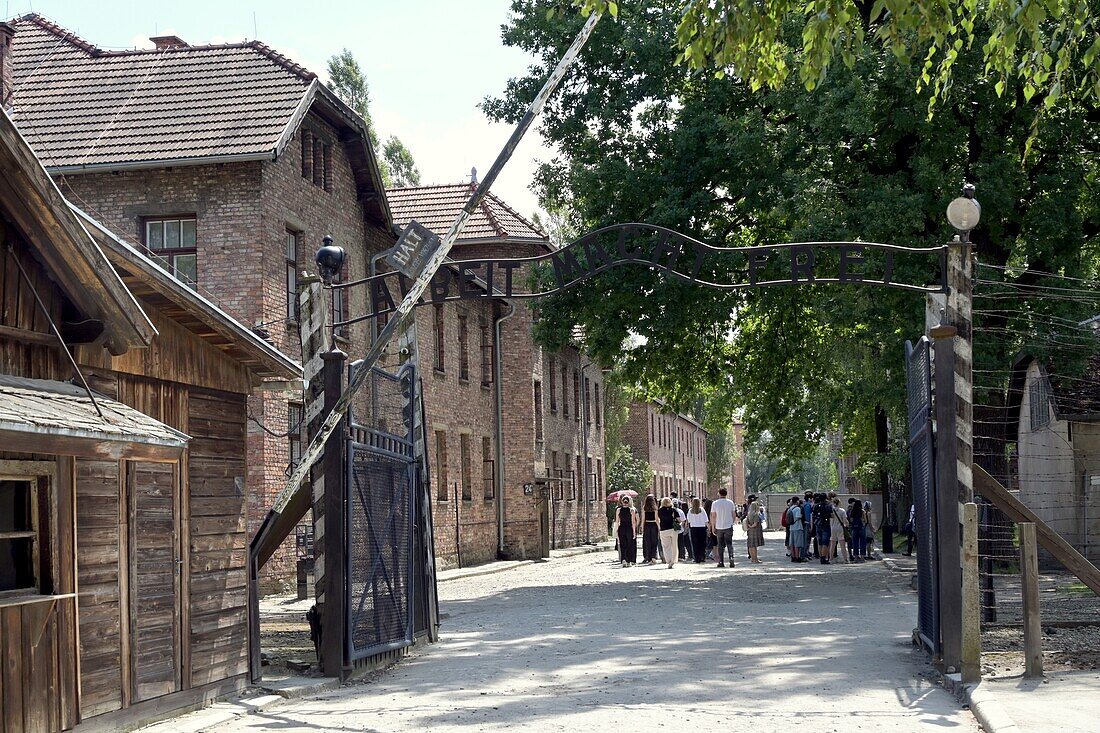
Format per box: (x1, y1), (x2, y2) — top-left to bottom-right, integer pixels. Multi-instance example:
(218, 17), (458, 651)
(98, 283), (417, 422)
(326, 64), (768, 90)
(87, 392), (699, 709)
(315, 235), (346, 284)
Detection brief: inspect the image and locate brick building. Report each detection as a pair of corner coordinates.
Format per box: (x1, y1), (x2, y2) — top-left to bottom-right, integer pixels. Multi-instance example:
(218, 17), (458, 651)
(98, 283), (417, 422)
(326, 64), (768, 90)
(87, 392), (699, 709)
(7, 14), (392, 587)
(388, 184), (606, 563)
(729, 422), (748, 503)
(622, 401), (709, 499)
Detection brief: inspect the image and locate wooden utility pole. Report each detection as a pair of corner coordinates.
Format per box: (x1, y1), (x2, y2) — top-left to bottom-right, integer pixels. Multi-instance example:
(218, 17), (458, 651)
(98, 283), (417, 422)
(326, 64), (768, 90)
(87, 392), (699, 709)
(1020, 522), (1043, 678)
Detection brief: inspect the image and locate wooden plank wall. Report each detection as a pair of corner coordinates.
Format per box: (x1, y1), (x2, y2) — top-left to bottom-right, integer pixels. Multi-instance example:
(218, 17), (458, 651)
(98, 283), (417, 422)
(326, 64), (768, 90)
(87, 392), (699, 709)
(0, 597), (78, 733)
(0, 237), (68, 381)
(74, 459), (124, 718)
(187, 388), (249, 686)
(129, 461), (181, 702)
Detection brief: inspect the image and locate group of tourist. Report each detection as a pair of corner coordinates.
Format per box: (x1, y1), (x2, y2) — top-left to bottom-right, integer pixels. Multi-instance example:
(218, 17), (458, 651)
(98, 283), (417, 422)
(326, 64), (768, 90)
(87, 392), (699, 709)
(613, 488), (767, 569)
(613, 487), (880, 568)
(781, 490), (877, 564)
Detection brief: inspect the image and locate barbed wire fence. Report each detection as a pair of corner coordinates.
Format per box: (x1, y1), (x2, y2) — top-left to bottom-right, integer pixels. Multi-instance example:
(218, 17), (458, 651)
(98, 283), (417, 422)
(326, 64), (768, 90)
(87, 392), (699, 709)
(971, 265), (1100, 677)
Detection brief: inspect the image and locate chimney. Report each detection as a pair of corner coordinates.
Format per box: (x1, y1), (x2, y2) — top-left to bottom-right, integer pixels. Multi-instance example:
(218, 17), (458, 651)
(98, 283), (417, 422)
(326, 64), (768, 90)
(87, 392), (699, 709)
(150, 34), (188, 50)
(0, 22), (15, 113)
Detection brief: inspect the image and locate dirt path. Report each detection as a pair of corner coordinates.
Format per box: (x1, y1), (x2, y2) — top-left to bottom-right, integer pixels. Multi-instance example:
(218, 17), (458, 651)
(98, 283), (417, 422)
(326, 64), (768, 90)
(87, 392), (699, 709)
(201, 536), (979, 731)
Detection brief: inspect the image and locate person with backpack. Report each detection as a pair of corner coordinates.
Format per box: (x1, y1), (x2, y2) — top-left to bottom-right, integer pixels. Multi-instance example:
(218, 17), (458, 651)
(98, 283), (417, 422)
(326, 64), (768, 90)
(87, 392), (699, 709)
(657, 497), (684, 569)
(810, 493), (833, 565)
(786, 498), (806, 563)
(829, 497), (850, 564)
(849, 498), (867, 562)
(781, 497), (791, 556)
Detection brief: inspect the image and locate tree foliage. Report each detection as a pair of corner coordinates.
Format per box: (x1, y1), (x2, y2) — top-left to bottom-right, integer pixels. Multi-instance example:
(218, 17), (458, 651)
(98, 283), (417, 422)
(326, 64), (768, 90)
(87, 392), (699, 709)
(745, 433), (839, 497)
(382, 136), (422, 187)
(606, 444), (654, 496)
(326, 50), (420, 189)
(571, 0), (1100, 116)
(485, 1), (1100, 466)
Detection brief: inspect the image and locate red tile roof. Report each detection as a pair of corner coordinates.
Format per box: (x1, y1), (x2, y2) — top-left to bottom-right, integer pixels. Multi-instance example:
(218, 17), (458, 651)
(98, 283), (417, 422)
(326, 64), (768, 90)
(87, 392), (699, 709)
(8, 13), (314, 169)
(387, 183), (549, 245)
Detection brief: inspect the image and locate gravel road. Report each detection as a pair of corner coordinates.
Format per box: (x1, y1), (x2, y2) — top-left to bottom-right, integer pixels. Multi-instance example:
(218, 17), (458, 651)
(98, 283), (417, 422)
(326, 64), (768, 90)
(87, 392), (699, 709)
(202, 534), (979, 732)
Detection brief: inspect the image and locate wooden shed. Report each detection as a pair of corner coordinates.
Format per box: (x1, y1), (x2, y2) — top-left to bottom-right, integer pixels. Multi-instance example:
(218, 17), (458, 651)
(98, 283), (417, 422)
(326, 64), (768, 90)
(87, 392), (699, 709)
(0, 108), (300, 733)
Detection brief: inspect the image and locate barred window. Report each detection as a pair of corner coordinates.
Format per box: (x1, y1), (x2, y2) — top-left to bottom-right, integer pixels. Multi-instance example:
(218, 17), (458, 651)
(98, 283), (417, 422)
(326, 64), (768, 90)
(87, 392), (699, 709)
(573, 370), (580, 422)
(534, 381), (544, 443)
(548, 359), (557, 412)
(480, 314), (493, 387)
(594, 383), (601, 429)
(458, 313), (470, 381)
(482, 437), (494, 500)
(433, 305), (445, 372)
(1030, 377), (1051, 431)
(286, 230), (299, 321)
(460, 433), (472, 501)
(288, 403), (303, 468)
(435, 431), (448, 501)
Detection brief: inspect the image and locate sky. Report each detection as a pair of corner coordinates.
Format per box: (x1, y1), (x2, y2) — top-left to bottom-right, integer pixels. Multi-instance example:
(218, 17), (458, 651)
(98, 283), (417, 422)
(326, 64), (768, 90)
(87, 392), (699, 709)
(5, 0), (552, 218)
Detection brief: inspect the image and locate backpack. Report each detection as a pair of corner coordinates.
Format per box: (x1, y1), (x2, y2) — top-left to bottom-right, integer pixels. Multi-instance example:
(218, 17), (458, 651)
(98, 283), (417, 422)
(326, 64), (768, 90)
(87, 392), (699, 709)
(780, 507), (789, 527)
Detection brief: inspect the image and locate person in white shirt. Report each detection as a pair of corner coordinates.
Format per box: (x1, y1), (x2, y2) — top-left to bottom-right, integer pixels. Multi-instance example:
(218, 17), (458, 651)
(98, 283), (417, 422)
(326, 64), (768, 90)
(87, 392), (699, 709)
(686, 498), (710, 562)
(709, 488), (737, 568)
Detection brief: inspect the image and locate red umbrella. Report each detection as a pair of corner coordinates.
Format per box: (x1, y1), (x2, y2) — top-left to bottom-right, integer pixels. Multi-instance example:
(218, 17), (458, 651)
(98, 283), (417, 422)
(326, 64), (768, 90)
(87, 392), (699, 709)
(606, 489), (638, 503)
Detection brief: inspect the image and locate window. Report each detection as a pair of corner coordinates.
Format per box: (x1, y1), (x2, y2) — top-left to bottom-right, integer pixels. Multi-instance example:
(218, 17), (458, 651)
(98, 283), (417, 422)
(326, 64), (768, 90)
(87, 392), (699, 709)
(0, 478), (39, 593)
(559, 454), (569, 501)
(482, 437), (494, 500)
(288, 403), (303, 468)
(596, 458), (603, 500)
(534, 380), (544, 443)
(585, 457), (593, 502)
(144, 216), (197, 287)
(1030, 377), (1052, 431)
(460, 434), (472, 501)
(286, 230), (299, 321)
(561, 368), (569, 418)
(435, 431), (448, 501)
(302, 129), (332, 191)
(480, 314), (493, 387)
(576, 455), (583, 501)
(584, 378), (592, 425)
(433, 305), (445, 372)
(458, 313), (470, 381)
(594, 383), (601, 429)
(548, 359), (557, 412)
(573, 370), (580, 422)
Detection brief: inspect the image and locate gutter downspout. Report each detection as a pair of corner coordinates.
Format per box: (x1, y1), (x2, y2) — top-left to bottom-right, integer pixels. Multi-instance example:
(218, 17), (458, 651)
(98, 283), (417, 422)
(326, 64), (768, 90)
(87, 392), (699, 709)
(494, 301), (517, 558)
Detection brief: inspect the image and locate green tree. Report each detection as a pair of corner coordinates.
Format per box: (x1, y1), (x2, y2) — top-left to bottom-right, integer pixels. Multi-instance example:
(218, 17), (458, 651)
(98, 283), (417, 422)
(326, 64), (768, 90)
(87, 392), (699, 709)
(326, 50), (420, 189)
(606, 445), (654, 496)
(485, 1), (1100, 466)
(571, 0), (1100, 115)
(327, 49), (378, 146)
(382, 136), (421, 187)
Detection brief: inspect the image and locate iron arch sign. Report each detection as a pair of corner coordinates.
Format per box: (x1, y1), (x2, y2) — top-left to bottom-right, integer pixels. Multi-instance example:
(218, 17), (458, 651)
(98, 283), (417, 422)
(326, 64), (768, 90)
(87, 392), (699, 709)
(339, 223), (949, 328)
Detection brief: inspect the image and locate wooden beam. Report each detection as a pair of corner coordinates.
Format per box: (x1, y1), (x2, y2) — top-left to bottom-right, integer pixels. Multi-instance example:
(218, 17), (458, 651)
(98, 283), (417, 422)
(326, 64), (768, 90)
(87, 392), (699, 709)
(974, 464), (1100, 595)
(0, 429), (184, 462)
(0, 323), (59, 346)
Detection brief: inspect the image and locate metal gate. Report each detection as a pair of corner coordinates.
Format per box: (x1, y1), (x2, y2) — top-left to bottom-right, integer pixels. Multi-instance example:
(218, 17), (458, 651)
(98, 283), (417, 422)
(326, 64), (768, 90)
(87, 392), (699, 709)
(905, 336), (939, 653)
(345, 363), (424, 661)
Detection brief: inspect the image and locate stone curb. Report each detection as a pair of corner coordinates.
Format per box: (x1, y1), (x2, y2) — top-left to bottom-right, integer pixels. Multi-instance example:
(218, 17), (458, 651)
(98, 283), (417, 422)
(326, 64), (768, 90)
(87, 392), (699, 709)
(134, 676), (343, 732)
(962, 683), (1022, 733)
(437, 542), (613, 583)
(940, 672), (1022, 733)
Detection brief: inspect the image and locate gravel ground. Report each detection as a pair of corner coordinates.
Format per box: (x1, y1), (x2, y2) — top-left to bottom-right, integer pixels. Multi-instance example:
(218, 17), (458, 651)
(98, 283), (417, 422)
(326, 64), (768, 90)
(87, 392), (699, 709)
(201, 530), (978, 732)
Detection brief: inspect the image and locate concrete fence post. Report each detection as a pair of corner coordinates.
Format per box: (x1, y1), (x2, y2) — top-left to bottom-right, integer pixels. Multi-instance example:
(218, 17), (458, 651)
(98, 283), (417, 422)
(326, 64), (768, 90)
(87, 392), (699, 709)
(962, 502), (981, 682)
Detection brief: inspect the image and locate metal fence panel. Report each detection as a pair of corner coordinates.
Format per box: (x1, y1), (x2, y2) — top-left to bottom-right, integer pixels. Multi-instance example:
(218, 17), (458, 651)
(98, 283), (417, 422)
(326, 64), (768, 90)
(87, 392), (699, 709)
(906, 337), (940, 654)
(345, 365), (419, 661)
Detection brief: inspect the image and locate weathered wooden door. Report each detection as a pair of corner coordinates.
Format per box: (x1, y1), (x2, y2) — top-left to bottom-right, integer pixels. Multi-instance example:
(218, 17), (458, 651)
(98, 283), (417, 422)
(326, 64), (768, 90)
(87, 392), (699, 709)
(127, 461), (182, 702)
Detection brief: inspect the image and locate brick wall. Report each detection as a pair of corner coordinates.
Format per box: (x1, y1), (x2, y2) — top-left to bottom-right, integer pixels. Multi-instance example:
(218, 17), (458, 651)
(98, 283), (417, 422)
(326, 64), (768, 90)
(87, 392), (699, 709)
(623, 402), (708, 500)
(55, 109), (389, 589)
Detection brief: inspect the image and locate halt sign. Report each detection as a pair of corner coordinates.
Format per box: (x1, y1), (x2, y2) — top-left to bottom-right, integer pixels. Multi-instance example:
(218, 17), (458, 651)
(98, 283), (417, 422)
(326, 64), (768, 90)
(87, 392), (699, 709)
(387, 221), (443, 279)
